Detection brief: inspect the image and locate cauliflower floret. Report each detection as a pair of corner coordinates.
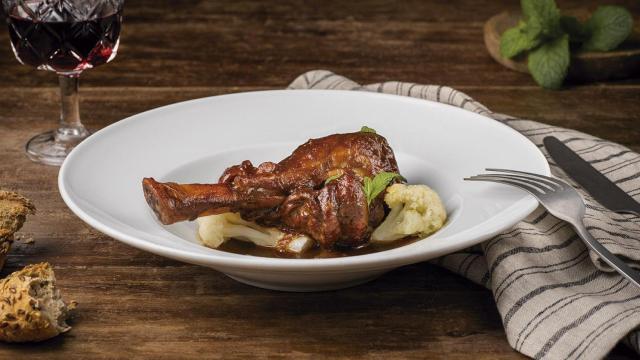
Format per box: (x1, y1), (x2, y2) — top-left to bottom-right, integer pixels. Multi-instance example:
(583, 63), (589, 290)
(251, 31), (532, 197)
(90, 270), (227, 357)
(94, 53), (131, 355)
(197, 213), (280, 248)
(371, 184), (447, 243)
(197, 213), (313, 253)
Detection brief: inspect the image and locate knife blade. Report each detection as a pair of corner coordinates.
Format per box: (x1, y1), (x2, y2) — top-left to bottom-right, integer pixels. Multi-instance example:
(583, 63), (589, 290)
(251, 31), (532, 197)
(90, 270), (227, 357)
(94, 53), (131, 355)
(543, 136), (640, 215)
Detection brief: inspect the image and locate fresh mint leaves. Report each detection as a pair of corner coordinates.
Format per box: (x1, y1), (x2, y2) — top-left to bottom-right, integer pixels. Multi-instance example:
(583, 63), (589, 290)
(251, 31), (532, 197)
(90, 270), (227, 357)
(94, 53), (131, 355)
(500, 1), (633, 89)
(360, 126), (377, 134)
(500, 21), (541, 58)
(583, 6), (633, 51)
(528, 34), (570, 89)
(363, 172), (404, 205)
(324, 173), (342, 185)
(521, 0), (562, 38)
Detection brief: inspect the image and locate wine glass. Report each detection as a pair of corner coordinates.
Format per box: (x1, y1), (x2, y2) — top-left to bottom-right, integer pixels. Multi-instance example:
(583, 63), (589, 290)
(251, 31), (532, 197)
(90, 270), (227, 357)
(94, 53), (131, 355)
(2, 0), (124, 166)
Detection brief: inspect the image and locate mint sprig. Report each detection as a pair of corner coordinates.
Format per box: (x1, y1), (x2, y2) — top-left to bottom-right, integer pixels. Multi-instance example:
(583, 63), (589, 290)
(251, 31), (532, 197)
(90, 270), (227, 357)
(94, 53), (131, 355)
(521, 0), (562, 38)
(528, 34), (569, 90)
(499, 0), (634, 89)
(363, 172), (404, 205)
(324, 173), (342, 185)
(500, 21), (541, 58)
(583, 6), (633, 52)
(360, 126), (377, 134)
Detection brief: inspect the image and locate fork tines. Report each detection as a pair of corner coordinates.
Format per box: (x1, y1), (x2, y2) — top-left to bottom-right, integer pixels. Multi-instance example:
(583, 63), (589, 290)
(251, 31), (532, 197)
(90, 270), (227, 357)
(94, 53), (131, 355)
(464, 168), (565, 196)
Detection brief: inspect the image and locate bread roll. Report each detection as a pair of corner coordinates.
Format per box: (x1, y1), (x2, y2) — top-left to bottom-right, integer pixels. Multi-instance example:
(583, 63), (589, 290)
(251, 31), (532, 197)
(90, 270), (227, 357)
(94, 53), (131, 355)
(0, 263), (72, 342)
(0, 191), (35, 270)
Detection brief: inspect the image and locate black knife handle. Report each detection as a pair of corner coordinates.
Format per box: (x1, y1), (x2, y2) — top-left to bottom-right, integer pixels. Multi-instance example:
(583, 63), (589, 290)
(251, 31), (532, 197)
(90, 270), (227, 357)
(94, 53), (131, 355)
(544, 136), (640, 215)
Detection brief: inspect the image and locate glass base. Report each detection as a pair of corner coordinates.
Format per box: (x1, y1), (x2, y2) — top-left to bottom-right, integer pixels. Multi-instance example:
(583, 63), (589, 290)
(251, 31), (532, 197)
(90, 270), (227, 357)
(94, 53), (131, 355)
(25, 128), (90, 166)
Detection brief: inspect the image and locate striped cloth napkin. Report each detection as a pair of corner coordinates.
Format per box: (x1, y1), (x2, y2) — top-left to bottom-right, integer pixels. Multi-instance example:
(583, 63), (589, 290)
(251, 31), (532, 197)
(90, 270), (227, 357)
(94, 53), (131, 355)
(289, 70), (640, 359)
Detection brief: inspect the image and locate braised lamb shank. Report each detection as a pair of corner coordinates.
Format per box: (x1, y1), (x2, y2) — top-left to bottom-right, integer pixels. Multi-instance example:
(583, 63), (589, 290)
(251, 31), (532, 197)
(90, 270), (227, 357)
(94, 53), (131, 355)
(142, 131), (400, 248)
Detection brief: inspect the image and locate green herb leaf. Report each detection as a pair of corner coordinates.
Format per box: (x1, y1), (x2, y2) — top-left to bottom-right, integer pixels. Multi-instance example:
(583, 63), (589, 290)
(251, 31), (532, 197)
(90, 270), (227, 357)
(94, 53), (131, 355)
(500, 22), (542, 58)
(363, 177), (374, 204)
(582, 6), (633, 52)
(363, 172), (403, 205)
(521, 0), (558, 20)
(527, 34), (569, 89)
(324, 173), (342, 185)
(560, 16), (588, 42)
(360, 126), (377, 134)
(521, 0), (562, 38)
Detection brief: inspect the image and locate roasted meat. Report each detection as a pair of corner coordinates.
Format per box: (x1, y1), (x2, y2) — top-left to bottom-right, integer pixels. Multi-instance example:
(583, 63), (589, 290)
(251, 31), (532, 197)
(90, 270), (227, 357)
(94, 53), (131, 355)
(142, 131), (400, 248)
(278, 170), (385, 248)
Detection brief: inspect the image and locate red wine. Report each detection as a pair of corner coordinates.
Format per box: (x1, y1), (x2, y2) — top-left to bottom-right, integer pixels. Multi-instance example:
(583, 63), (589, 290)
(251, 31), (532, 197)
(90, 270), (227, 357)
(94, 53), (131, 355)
(6, 5), (122, 73)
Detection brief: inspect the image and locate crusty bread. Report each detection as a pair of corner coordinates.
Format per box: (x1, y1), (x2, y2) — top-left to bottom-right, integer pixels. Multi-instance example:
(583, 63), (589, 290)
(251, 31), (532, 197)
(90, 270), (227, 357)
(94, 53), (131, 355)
(0, 239), (11, 273)
(0, 190), (35, 270)
(0, 263), (72, 342)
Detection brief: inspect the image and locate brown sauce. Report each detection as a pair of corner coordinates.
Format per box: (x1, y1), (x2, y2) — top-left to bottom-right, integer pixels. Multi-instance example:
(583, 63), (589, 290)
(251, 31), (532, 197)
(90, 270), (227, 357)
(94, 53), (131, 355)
(216, 236), (420, 259)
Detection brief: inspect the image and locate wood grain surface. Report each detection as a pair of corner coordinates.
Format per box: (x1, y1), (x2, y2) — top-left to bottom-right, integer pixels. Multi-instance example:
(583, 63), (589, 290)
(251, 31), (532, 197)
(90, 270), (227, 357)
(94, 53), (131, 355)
(0, 1), (638, 358)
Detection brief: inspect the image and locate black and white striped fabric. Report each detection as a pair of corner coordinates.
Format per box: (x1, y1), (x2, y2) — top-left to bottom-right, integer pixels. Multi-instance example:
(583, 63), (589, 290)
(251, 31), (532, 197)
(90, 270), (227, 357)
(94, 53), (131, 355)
(289, 70), (640, 359)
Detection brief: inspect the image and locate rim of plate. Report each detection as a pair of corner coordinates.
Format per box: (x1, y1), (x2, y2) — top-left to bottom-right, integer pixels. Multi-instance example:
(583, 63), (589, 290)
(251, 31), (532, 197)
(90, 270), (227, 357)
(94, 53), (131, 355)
(58, 89), (550, 272)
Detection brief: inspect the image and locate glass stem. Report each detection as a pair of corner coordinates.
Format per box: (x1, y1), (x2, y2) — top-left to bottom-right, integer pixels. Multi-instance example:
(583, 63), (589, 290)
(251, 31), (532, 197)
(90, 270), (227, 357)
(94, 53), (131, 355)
(56, 74), (89, 142)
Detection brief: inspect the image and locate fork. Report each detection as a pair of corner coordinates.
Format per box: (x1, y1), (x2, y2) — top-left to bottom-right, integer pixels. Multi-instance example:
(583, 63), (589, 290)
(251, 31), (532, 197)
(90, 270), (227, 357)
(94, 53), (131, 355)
(465, 168), (640, 288)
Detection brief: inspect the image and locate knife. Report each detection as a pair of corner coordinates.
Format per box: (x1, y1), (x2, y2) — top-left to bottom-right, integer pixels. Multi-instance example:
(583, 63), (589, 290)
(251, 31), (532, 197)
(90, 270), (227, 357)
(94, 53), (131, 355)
(544, 136), (640, 215)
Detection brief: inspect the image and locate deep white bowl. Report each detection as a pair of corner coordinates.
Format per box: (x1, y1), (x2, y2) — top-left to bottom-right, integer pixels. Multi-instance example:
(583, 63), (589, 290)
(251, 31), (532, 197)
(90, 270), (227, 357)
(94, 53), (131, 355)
(59, 90), (549, 291)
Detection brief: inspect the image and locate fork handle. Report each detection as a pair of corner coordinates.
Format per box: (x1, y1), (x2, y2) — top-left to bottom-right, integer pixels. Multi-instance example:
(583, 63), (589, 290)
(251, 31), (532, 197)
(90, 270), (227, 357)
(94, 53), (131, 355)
(573, 222), (640, 288)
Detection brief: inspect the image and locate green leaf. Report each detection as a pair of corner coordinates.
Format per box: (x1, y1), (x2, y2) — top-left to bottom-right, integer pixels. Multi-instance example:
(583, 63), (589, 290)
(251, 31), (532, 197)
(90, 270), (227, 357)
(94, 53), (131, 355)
(362, 172), (404, 205)
(324, 173), (342, 185)
(360, 126), (377, 134)
(521, 0), (562, 38)
(363, 177), (374, 204)
(500, 22), (542, 58)
(583, 6), (633, 52)
(521, 0), (558, 20)
(560, 16), (588, 42)
(527, 34), (569, 89)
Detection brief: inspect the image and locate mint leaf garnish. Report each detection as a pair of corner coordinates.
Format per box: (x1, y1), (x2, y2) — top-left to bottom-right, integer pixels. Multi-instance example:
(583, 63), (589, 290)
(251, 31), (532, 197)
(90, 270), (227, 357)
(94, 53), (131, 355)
(324, 173), (342, 185)
(528, 34), (569, 89)
(363, 172), (404, 205)
(360, 126), (377, 134)
(583, 6), (633, 52)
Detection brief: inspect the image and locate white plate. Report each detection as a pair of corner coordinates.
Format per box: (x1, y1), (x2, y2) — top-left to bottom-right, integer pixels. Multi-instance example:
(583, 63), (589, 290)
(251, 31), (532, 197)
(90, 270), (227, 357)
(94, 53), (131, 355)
(59, 90), (549, 291)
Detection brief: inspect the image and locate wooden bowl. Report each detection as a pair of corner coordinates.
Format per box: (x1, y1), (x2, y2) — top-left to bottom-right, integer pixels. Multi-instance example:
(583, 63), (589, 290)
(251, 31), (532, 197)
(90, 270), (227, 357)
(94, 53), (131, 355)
(484, 11), (640, 82)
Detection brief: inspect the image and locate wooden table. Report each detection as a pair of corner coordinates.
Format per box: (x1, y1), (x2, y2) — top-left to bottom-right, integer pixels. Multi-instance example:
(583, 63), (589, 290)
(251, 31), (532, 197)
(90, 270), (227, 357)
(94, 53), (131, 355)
(0, 1), (638, 358)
